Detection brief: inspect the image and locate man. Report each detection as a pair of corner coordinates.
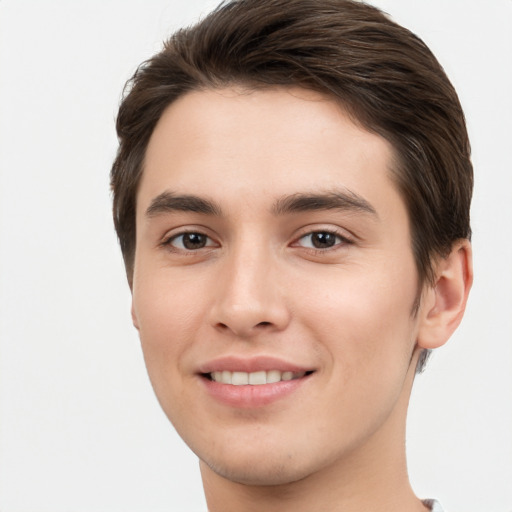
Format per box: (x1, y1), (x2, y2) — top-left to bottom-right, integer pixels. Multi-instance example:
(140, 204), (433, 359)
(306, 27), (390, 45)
(111, 1), (473, 510)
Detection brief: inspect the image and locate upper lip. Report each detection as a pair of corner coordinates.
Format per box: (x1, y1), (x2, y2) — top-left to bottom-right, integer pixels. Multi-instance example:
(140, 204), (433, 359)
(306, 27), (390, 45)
(197, 355), (314, 374)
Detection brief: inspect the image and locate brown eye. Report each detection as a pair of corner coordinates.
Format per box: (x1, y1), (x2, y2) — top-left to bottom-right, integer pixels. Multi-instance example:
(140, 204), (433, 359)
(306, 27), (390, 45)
(311, 232), (337, 248)
(168, 232), (214, 250)
(297, 231), (346, 249)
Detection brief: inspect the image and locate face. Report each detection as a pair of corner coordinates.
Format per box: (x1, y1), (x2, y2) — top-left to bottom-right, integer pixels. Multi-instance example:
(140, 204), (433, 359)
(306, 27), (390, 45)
(132, 87), (427, 486)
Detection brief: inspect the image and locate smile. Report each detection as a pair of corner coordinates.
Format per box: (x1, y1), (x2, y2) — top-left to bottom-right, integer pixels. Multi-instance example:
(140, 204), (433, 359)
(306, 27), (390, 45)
(198, 356), (315, 407)
(208, 370), (308, 385)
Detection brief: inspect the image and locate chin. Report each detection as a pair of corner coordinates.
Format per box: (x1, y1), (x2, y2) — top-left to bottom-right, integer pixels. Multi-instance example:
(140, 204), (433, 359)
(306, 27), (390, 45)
(203, 455), (312, 487)
(193, 432), (333, 487)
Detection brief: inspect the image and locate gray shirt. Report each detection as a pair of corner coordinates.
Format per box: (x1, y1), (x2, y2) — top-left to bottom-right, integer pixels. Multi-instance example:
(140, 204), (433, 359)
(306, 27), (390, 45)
(423, 499), (444, 512)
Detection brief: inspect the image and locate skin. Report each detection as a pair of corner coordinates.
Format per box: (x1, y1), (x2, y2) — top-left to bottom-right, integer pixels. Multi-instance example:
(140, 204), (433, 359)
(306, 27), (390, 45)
(131, 87), (472, 512)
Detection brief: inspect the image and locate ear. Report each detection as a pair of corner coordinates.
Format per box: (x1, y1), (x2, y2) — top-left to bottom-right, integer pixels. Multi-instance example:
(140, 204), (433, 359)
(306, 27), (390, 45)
(417, 240), (473, 349)
(131, 301), (140, 331)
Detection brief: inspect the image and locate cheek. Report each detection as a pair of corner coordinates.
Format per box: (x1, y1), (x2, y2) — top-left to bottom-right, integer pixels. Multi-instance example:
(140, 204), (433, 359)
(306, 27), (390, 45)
(134, 264), (205, 330)
(299, 260), (419, 379)
(132, 269), (205, 379)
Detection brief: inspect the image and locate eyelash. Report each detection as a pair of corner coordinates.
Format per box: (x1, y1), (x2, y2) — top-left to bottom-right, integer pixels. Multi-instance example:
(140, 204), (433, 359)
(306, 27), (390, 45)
(294, 230), (352, 252)
(161, 231), (217, 252)
(161, 228), (352, 254)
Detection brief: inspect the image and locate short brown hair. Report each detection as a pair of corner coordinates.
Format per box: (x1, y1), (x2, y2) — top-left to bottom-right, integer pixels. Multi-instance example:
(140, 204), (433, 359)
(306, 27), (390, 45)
(111, 0), (472, 290)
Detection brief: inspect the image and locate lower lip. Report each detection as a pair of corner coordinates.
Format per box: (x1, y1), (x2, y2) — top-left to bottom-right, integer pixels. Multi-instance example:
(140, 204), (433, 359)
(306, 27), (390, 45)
(200, 375), (312, 408)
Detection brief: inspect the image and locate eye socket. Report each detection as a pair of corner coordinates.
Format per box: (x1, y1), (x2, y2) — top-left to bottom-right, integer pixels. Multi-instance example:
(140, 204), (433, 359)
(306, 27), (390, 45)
(296, 231), (348, 250)
(165, 232), (216, 251)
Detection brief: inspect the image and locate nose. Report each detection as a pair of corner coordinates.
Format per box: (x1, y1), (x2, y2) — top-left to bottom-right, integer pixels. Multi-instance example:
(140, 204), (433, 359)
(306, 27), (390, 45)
(208, 243), (291, 338)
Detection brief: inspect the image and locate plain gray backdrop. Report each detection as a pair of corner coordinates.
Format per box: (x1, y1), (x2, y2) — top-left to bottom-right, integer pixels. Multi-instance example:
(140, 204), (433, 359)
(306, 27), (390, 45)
(0, 1), (511, 511)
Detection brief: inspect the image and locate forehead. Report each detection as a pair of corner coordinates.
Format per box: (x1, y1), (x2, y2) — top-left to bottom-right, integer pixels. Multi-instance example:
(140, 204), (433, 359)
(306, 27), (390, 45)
(138, 86), (402, 220)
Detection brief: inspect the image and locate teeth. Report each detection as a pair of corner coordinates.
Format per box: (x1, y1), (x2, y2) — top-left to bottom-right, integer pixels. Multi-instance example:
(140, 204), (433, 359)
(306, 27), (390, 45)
(248, 370), (266, 385)
(232, 371), (249, 385)
(209, 370), (307, 385)
(266, 369), (281, 384)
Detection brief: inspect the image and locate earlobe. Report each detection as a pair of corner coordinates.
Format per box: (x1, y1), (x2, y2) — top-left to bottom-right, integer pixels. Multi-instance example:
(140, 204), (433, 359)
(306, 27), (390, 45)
(417, 240), (473, 349)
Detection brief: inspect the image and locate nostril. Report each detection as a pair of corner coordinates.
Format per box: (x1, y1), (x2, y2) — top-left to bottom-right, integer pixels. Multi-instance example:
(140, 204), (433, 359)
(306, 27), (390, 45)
(256, 321), (272, 327)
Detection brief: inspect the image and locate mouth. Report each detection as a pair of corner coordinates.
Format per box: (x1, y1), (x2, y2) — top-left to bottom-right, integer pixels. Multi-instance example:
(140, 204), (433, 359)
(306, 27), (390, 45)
(197, 356), (316, 407)
(199, 367), (315, 408)
(203, 369), (314, 385)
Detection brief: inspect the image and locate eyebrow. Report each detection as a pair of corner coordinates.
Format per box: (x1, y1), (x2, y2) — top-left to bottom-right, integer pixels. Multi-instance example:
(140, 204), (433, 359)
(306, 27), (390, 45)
(271, 190), (378, 217)
(145, 189), (377, 219)
(146, 192), (222, 217)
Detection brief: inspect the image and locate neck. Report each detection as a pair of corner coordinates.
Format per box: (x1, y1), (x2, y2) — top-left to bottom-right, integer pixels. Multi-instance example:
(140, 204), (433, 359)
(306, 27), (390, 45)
(201, 356), (428, 512)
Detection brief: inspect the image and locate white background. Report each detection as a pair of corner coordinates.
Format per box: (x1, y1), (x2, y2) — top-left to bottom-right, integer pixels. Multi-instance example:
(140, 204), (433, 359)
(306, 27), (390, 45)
(0, 1), (510, 511)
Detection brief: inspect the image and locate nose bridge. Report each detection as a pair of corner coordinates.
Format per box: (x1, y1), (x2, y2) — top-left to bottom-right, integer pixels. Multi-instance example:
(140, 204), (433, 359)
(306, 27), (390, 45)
(210, 233), (288, 336)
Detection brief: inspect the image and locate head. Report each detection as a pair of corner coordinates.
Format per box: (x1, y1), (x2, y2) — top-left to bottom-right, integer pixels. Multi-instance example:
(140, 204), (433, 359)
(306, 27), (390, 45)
(111, 0), (473, 492)
(112, 0), (472, 290)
